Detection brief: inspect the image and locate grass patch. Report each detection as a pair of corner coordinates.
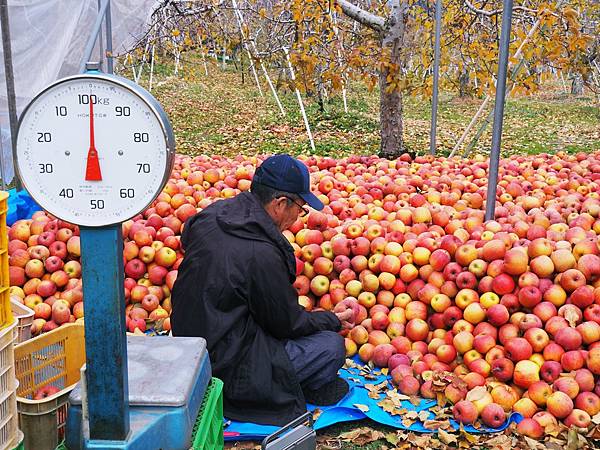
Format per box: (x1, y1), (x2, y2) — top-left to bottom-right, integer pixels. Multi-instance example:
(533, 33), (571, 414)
(128, 54), (599, 159)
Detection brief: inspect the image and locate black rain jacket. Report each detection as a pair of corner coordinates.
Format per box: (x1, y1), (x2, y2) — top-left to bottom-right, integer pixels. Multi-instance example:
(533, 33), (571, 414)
(171, 191), (341, 425)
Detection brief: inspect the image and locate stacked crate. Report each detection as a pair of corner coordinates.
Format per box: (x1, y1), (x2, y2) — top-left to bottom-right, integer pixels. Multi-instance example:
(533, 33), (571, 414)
(14, 324), (86, 450)
(191, 378), (224, 450)
(0, 191), (21, 450)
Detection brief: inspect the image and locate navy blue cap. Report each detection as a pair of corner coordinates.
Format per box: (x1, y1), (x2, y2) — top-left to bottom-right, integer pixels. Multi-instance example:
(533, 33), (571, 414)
(253, 154), (324, 211)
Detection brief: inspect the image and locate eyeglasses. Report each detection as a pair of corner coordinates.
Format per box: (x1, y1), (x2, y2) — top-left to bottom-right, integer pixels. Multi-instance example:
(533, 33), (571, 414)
(282, 196), (309, 217)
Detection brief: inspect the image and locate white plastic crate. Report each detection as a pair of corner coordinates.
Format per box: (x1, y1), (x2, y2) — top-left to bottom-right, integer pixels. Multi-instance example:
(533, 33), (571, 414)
(9, 301), (33, 345)
(0, 321), (18, 450)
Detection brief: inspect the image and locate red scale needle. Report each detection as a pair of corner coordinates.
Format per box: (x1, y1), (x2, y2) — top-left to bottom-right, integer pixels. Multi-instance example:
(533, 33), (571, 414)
(85, 97), (102, 181)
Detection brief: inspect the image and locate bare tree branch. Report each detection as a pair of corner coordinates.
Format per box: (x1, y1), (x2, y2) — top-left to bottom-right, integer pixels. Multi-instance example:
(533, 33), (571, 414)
(463, 0), (537, 17)
(336, 0), (386, 33)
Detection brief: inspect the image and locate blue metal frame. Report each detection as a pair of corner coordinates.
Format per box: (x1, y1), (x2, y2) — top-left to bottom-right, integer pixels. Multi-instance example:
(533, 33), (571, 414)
(429, 0), (442, 156)
(80, 225), (130, 442)
(485, 0), (514, 221)
(80, 0), (114, 74)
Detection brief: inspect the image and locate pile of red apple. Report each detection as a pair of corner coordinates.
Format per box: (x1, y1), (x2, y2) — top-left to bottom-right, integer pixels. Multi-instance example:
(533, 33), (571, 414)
(8, 150), (600, 437)
(6, 154), (251, 336)
(8, 216), (83, 334)
(7, 209), (177, 335)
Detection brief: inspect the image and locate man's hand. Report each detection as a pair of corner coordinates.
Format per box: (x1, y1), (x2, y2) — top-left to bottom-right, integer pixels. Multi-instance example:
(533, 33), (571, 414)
(335, 309), (353, 322)
(335, 309), (354, 330)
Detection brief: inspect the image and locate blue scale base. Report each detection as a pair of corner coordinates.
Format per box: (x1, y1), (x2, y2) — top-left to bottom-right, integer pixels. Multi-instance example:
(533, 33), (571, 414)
(65, 335), (212, 450)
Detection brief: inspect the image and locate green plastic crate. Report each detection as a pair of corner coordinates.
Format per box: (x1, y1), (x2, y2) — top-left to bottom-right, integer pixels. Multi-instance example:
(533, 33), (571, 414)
(11, 430), (24, 449)
(53, 377), (224, 450)
(191, 377), (224, 450)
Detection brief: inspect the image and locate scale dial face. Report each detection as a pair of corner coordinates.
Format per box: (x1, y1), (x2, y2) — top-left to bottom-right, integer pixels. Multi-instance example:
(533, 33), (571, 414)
(16, 73), (175, 227)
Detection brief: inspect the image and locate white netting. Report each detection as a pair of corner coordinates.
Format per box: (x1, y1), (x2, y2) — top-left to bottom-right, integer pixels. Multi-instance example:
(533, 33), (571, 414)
(0, 0), (159, 185)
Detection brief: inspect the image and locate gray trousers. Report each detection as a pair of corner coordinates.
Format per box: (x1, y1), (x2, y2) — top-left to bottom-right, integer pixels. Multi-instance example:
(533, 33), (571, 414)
(284, 330), (345, 390)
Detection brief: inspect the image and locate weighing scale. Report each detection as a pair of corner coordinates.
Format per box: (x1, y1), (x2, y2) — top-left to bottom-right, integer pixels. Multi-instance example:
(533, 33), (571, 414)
(15, 63), (212, 449)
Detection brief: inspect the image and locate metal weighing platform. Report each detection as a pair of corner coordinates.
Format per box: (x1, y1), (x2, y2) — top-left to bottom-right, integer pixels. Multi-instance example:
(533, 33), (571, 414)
(65, 335), (211, 450)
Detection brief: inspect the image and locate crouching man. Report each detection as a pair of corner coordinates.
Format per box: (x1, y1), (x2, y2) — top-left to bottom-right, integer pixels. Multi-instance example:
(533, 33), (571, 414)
(172, 154), (351, 425)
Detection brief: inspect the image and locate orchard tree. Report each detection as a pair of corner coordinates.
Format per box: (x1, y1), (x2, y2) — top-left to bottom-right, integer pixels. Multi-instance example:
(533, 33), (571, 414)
(335, 0), (599, 157)
(118, 0), (599, 158)
(337, 1), (408, 158)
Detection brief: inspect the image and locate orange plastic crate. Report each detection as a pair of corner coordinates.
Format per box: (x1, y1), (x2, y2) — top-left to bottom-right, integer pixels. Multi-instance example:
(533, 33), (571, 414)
(0, 191), (14, 332)
(14, 323), (85, 450)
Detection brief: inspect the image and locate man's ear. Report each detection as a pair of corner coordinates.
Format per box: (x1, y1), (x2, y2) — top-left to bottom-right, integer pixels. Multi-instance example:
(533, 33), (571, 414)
(264, 197), (283, 217)
(273, 196), (287, 210)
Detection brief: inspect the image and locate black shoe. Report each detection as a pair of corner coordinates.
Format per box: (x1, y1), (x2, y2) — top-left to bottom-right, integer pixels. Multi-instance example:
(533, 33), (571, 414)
(303, 377), (349, 406)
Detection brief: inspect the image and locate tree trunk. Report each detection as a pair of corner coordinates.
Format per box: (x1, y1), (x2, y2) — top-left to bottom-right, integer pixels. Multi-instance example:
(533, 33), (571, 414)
(571, 73), (584, 95)
(240, 53), (245, 85)
(378, 1), (407, 159)
(317, 88), (325, 113)
(534, 66), (542, 85)
(276, 67), (285, 91)
(316, 70), (327, 113)
(459, 70), (470, 98)
(379, 66), (404, 159)
(337, 0), (407, 158)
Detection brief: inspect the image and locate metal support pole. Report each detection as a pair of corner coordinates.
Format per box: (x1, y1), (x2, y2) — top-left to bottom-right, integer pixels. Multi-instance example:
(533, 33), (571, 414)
(231, 0), (263, 96)
(451, 1), (562, 157)
(429, 0), (442, 156)
(283, 47), (316, 152)
(462, 58), (526, 157)
(485, 0), (513, 221)
(105, 0), (113, 74)
(257, 55), (285, 115)
(80, 225), (130, 442)
(0, 0), (20, 190)
(79, 0), (110, 73)
(97, 0), (104, 70)
(449, 96), (489, 157)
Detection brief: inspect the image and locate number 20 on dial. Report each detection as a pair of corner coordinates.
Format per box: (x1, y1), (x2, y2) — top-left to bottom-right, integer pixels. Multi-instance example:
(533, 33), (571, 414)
(16, 73), (175, 227)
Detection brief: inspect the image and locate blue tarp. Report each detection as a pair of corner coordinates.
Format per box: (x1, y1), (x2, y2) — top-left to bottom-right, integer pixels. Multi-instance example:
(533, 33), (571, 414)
(7, 189), (41, 225)
(223, 357), (522, 441)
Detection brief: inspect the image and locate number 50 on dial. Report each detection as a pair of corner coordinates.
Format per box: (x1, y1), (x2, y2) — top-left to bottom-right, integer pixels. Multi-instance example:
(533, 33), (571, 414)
(16, 73), (175, 227)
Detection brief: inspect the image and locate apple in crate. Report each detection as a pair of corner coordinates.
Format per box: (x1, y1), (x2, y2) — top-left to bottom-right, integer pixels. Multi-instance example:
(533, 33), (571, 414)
(33, 385), (61, 400)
